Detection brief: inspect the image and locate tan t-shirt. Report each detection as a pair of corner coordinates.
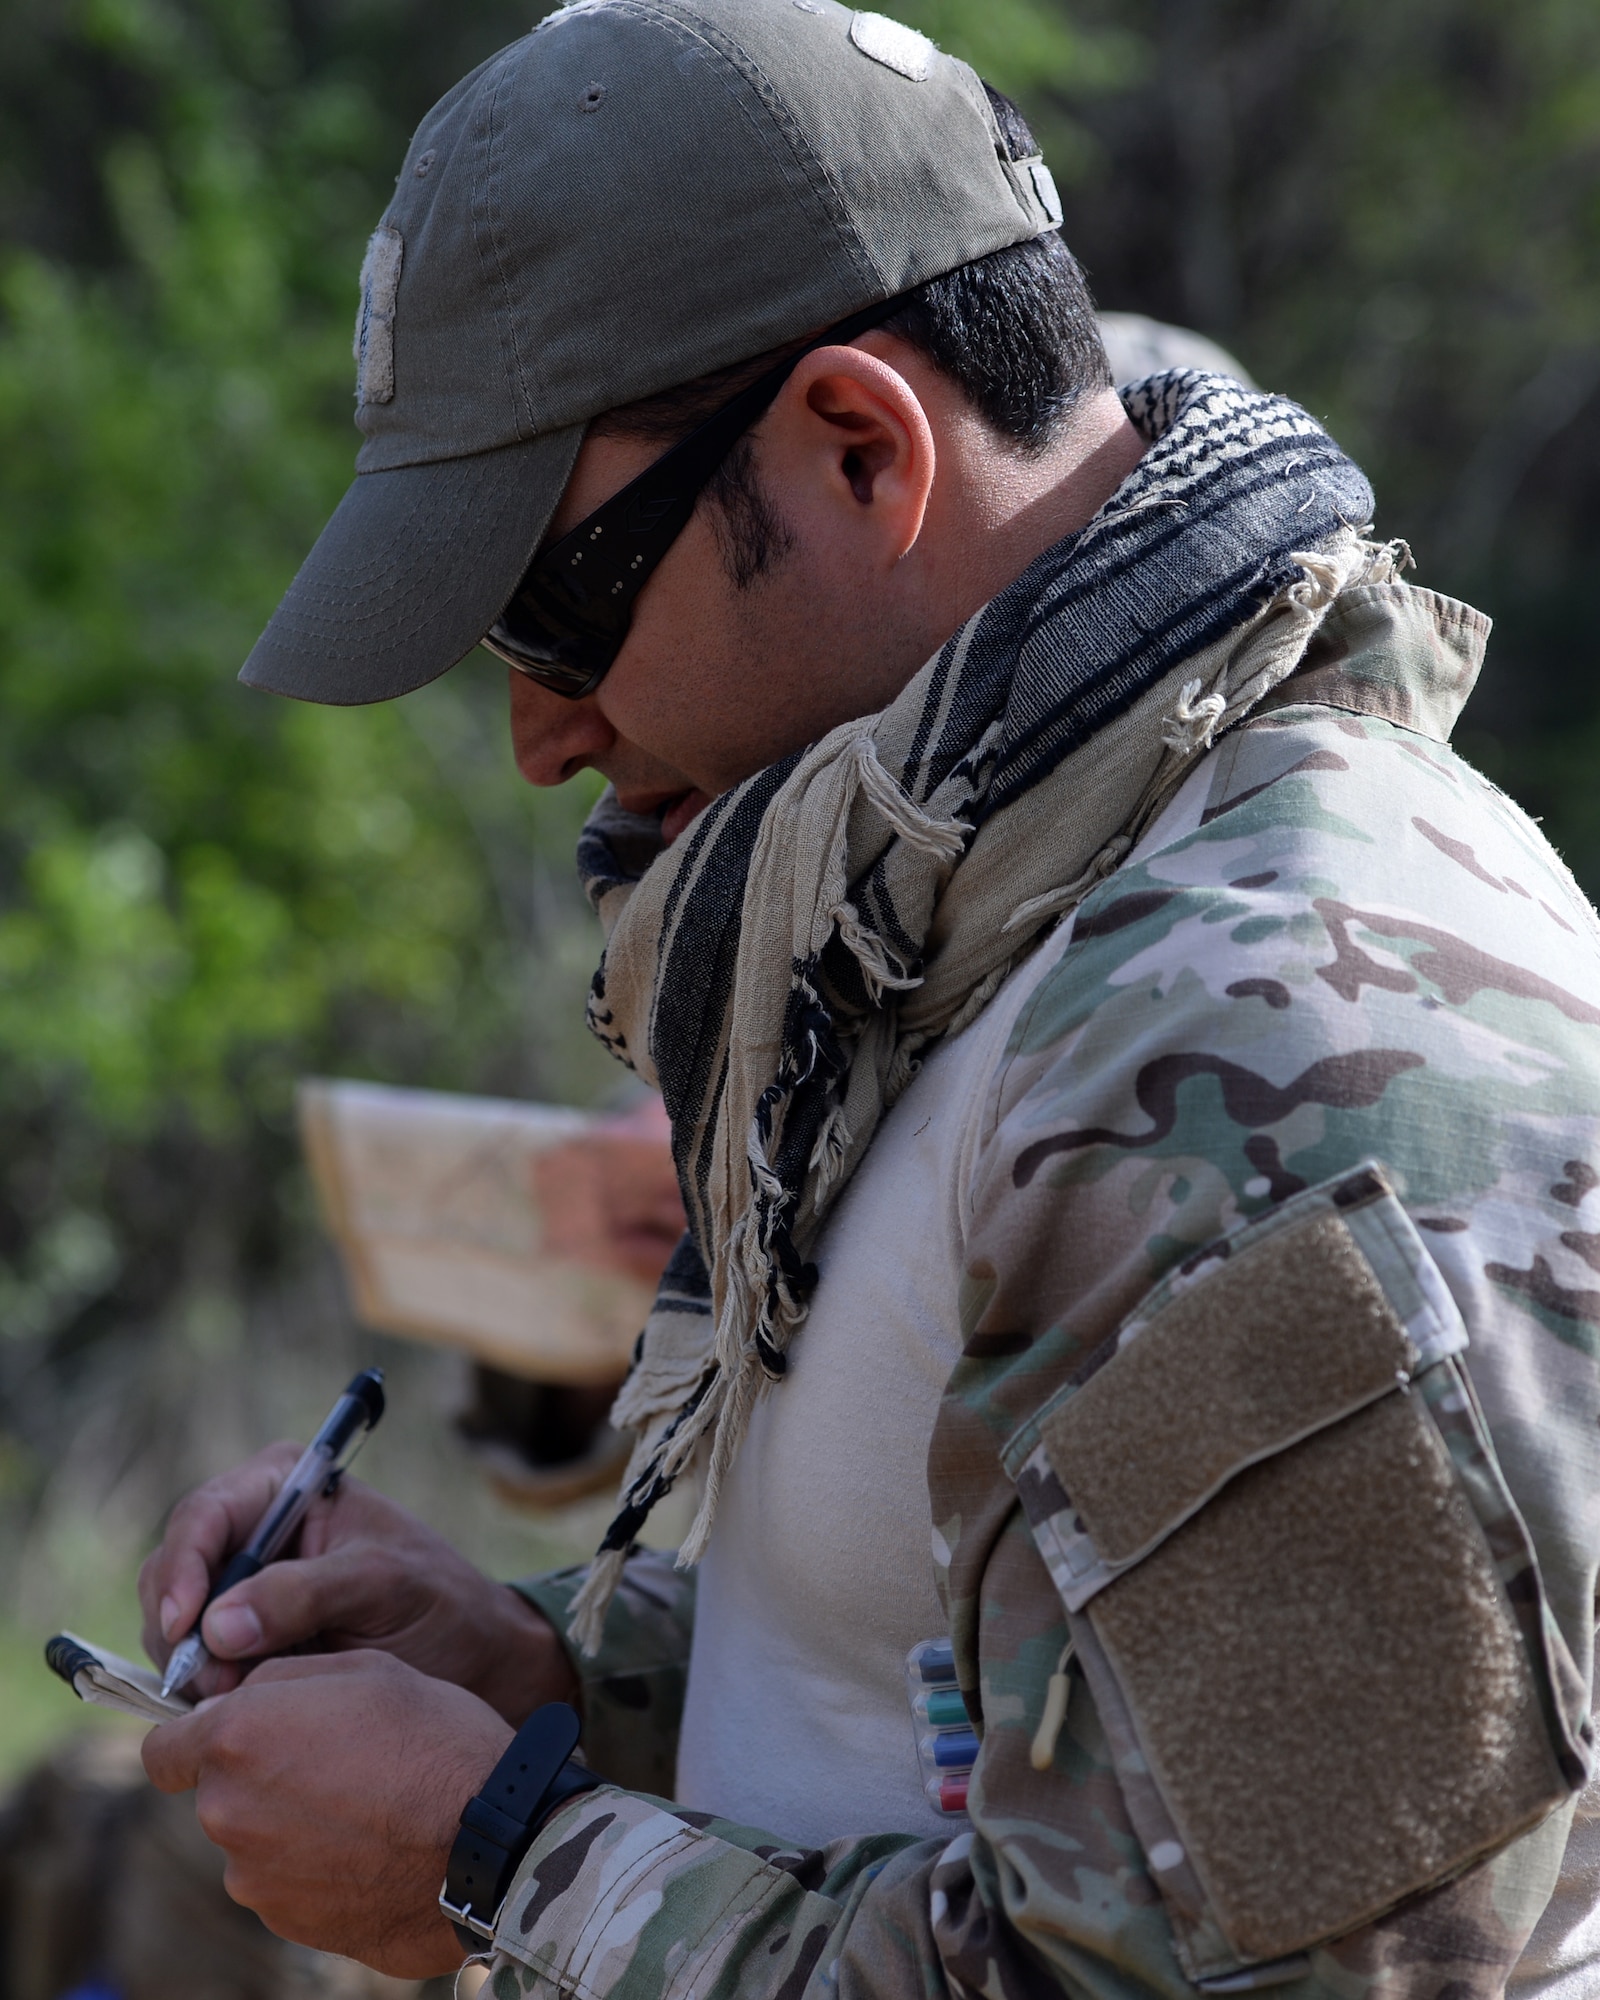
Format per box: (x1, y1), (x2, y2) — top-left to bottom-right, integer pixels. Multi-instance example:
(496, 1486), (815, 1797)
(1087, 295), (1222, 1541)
(674, 924), (1071, 1845)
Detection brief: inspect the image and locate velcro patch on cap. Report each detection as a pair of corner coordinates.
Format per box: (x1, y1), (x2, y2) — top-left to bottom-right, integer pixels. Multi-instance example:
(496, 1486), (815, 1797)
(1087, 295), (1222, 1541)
(849, 11), (934, 80)
(354, 224), (403, 407)
(1025, 158), (1063, 227)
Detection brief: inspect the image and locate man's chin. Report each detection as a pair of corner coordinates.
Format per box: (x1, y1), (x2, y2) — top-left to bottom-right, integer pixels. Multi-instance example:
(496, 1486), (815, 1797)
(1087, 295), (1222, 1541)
(660, 790), (712, 845)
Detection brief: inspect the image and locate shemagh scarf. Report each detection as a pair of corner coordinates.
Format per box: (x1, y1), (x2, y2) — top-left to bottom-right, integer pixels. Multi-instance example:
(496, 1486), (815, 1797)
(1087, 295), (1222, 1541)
(568, 369), (1378, 1650)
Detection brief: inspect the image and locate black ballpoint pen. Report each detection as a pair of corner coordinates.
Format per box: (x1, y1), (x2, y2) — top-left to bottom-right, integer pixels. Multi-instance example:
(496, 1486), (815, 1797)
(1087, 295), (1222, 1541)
(160, 1368), (386, 1700)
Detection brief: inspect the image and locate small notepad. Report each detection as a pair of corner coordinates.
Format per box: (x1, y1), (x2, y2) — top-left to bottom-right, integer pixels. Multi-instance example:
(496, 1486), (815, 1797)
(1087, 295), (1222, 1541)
(45, 1631), (194, 1724)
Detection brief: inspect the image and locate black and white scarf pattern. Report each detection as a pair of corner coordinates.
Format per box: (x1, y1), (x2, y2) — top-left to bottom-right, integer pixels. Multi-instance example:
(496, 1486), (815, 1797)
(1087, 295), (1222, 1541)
(568, 371), (1377, 1649)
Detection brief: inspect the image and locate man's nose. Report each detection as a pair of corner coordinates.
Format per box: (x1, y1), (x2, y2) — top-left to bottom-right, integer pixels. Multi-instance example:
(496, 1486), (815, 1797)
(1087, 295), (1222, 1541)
(507, 667), (617, 786)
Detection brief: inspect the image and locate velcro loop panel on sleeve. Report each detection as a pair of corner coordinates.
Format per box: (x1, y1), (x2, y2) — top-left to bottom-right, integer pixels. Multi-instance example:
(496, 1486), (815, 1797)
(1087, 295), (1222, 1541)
(1090, 1387), (1565, 1965)
(1040, 1201), (1416, 1572)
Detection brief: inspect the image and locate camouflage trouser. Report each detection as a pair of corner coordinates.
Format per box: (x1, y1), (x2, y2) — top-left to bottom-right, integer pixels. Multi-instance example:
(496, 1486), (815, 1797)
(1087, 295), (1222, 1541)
(0, 1732), (454, 2000)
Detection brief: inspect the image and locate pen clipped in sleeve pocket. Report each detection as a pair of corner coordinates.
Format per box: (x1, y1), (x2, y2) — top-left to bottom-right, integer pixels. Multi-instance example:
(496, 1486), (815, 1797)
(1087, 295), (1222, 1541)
(1002, 1164), (1591, 1991)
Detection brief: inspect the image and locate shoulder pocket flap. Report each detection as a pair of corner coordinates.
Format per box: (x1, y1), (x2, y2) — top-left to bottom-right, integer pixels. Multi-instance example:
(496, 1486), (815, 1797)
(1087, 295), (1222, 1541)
(1002, 1165), (1466, 1609)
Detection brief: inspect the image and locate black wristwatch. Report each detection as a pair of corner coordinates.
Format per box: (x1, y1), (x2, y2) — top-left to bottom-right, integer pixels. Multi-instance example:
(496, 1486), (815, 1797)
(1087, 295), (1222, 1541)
(439, 1703), (604, 1951)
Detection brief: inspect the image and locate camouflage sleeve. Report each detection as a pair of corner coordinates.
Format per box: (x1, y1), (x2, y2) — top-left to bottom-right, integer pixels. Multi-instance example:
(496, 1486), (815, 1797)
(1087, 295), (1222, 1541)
(514, 1550), (696, 1798)
(487, 1790), (935, 2000)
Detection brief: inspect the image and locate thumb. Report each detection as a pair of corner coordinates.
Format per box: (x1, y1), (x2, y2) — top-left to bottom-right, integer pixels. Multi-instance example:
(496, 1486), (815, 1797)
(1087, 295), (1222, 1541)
(201, 1543), (404, 1660)
(142, 1710), (205, 1794)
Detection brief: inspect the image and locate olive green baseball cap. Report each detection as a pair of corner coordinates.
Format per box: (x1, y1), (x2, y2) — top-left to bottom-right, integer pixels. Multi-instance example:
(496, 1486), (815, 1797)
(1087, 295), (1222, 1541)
(240, 0), (1063, 705)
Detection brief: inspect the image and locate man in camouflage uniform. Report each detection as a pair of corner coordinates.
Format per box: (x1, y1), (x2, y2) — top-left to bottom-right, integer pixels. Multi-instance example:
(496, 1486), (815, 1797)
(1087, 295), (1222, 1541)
(137, 0), (1600, 1994)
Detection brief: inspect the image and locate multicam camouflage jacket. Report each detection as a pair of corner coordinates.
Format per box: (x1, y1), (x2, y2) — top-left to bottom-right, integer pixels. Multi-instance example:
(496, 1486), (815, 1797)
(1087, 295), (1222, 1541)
(505, 576), (1600, 2000)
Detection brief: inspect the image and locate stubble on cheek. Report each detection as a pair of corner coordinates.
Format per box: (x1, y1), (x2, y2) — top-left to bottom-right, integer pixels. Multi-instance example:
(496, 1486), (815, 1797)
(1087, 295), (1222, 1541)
(600, 519), (860, 796)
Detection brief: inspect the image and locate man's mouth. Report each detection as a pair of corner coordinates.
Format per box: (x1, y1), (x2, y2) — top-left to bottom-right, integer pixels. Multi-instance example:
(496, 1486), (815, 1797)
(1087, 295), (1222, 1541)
(615, 786), (713, 846)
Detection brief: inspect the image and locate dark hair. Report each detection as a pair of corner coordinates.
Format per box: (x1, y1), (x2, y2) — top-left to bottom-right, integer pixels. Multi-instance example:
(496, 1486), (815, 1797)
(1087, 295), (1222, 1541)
(594, 88), (1109, 584)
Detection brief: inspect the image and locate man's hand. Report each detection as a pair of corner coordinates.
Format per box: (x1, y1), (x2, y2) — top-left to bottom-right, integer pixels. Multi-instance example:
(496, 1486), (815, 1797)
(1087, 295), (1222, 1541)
(143, 1649), (511, 1977)
(138, 1445), (578, 1719)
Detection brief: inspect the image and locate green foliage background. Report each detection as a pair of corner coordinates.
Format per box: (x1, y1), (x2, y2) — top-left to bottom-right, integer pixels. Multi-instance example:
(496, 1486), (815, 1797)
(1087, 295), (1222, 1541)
(0, 0), (1596, 1764)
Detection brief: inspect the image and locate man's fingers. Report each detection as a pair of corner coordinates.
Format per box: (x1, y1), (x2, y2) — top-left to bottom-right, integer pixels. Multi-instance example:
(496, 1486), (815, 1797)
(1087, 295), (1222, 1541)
(139, 1444), (303, 1657)
(141, 1658), (375, 1801)
(141, 1711), (206, 1794)
(201, 1543), (408, 1661)
(186, 1657), (247, 1700)
(243, 1647), (389, 1685)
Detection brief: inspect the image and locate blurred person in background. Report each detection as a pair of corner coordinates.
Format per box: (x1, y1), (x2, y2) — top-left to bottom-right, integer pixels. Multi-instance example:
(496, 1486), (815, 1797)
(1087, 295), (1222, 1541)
(132, 2), (1600, 1996)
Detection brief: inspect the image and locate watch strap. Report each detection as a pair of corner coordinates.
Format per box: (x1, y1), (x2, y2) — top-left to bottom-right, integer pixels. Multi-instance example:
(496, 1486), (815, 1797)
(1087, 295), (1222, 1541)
(440, 1703), (603, 1950)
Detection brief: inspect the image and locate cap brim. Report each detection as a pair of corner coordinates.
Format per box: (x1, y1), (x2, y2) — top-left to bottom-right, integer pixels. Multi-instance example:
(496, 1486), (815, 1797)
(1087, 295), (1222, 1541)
(239, 424), (585, 705)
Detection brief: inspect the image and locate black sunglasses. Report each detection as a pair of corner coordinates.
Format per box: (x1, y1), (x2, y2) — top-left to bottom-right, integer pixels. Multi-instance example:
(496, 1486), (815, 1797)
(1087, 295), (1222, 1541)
(482, 290), (916, 699)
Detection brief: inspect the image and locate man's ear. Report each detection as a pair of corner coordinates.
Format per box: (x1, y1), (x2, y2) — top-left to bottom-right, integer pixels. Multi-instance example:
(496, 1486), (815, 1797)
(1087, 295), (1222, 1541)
(768, 346), (936, 562)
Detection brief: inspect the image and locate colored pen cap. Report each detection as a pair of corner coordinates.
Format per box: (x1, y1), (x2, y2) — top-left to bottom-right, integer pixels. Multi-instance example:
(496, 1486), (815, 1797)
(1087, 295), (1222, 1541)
(915, 1685), (971, 1730)
(924, 1727), (980, 1770)
(907, 1637), (957, 1685)
(938, 1774), (971, 1813)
